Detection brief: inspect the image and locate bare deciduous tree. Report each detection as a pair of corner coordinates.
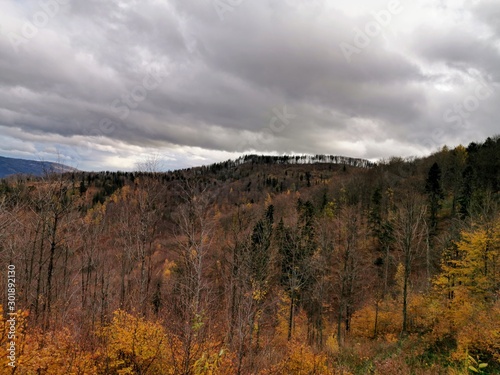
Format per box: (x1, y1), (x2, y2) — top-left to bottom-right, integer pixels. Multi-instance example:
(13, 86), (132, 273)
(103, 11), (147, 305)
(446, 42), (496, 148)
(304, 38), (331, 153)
(171, 181), (215, 374)
(393, 193), (426, 336)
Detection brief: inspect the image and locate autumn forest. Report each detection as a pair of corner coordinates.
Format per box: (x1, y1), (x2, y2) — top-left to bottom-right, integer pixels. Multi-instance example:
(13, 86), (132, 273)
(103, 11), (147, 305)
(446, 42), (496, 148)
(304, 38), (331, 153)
(1, 136), (500, 374)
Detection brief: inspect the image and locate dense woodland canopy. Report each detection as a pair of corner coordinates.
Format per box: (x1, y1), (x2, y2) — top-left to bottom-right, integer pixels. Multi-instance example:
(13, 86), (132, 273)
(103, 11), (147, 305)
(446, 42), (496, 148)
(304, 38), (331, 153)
(0, 136), (499, 374)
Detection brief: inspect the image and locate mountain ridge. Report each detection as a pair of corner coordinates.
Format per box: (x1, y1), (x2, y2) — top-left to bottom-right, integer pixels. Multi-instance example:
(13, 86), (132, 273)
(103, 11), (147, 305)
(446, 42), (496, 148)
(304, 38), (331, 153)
(0, 155), (77, 178)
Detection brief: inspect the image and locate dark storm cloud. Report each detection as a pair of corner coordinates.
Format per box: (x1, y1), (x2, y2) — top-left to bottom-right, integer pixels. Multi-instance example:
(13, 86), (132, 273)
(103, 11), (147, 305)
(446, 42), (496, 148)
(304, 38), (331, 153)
(0, 0), (499, 170)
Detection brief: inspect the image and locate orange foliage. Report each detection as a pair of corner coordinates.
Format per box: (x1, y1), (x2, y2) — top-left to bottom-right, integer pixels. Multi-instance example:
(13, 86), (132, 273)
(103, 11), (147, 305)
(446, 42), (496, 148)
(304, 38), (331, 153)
(15, 328), (97, 375)
(259, 340), (333, 375)
(0, 307), (96, 375)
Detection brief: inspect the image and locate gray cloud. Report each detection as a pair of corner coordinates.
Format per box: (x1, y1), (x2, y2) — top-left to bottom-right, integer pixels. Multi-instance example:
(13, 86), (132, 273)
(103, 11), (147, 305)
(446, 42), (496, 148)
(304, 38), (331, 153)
(0, 0), (499, 170)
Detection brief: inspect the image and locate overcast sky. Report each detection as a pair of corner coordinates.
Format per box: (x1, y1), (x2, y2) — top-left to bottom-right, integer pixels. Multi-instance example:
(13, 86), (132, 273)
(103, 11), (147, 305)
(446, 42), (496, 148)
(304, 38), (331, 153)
(0, 0), (499, 171)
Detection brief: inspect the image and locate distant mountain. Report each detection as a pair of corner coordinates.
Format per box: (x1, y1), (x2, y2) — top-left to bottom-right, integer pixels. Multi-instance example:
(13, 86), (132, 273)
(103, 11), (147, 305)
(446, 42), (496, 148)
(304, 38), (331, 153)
(0, 156), (77, 178)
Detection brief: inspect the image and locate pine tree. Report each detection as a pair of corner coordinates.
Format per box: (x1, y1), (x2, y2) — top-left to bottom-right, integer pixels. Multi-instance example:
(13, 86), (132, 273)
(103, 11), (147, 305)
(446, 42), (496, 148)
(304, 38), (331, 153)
(425, 162), (444, 231)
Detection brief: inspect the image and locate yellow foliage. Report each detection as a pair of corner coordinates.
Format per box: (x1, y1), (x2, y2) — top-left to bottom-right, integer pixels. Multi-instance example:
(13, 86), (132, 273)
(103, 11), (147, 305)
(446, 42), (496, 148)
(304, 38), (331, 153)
(395, 263), (405, 296)
(325, 335), (339, 355)
(452, 301), (500, 363)
(251, 279), (268, 302)
(351, 304), (377, 338)
(193, 348), (235, 375)
(274, 292), (292, 344)
(431, 219), (500, 365)
(83, 201), (107, 225)
(97, 310), (177, 375)
(407, 293), (439, 333)
(261, 340), (331, 375)
(163, 259), (176, 278)
(265, 193), (272, 206)
(437, 222), (500, 300)
(323, 201), (336, 218)
(351, 299), (402, 339)
(453, 144), (468, 167)
(111, 185), (131, 204)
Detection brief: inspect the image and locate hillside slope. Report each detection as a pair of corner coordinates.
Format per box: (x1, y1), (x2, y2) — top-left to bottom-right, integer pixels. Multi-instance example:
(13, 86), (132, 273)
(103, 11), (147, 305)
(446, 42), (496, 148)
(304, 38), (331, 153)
(0, 138), (499, 374)
(0, 155), (76, 178)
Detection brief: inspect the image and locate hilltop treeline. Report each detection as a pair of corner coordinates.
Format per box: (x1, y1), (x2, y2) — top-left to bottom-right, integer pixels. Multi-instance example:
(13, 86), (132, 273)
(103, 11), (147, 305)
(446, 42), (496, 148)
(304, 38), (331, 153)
(0, 137), (499, 374)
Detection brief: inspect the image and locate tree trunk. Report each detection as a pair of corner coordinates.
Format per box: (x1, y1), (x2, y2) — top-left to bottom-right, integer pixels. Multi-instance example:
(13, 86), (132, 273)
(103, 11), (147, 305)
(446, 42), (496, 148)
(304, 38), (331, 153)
(402, 263), (410, 336)
(45, 213), (58, 330)
(288, 294), (294, 341)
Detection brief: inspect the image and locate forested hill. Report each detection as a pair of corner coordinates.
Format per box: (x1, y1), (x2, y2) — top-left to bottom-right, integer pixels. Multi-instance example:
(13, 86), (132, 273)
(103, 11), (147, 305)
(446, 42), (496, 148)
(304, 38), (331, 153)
(202, 154), (375, 171)
(0, 136), (499, 374)
(0, 155), (77, 178)
(239, 154), (375, 167)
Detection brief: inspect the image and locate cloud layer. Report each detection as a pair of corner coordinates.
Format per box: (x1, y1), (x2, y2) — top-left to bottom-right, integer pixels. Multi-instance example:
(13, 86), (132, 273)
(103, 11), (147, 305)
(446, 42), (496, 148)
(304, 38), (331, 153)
(1, 0), (499, 170)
